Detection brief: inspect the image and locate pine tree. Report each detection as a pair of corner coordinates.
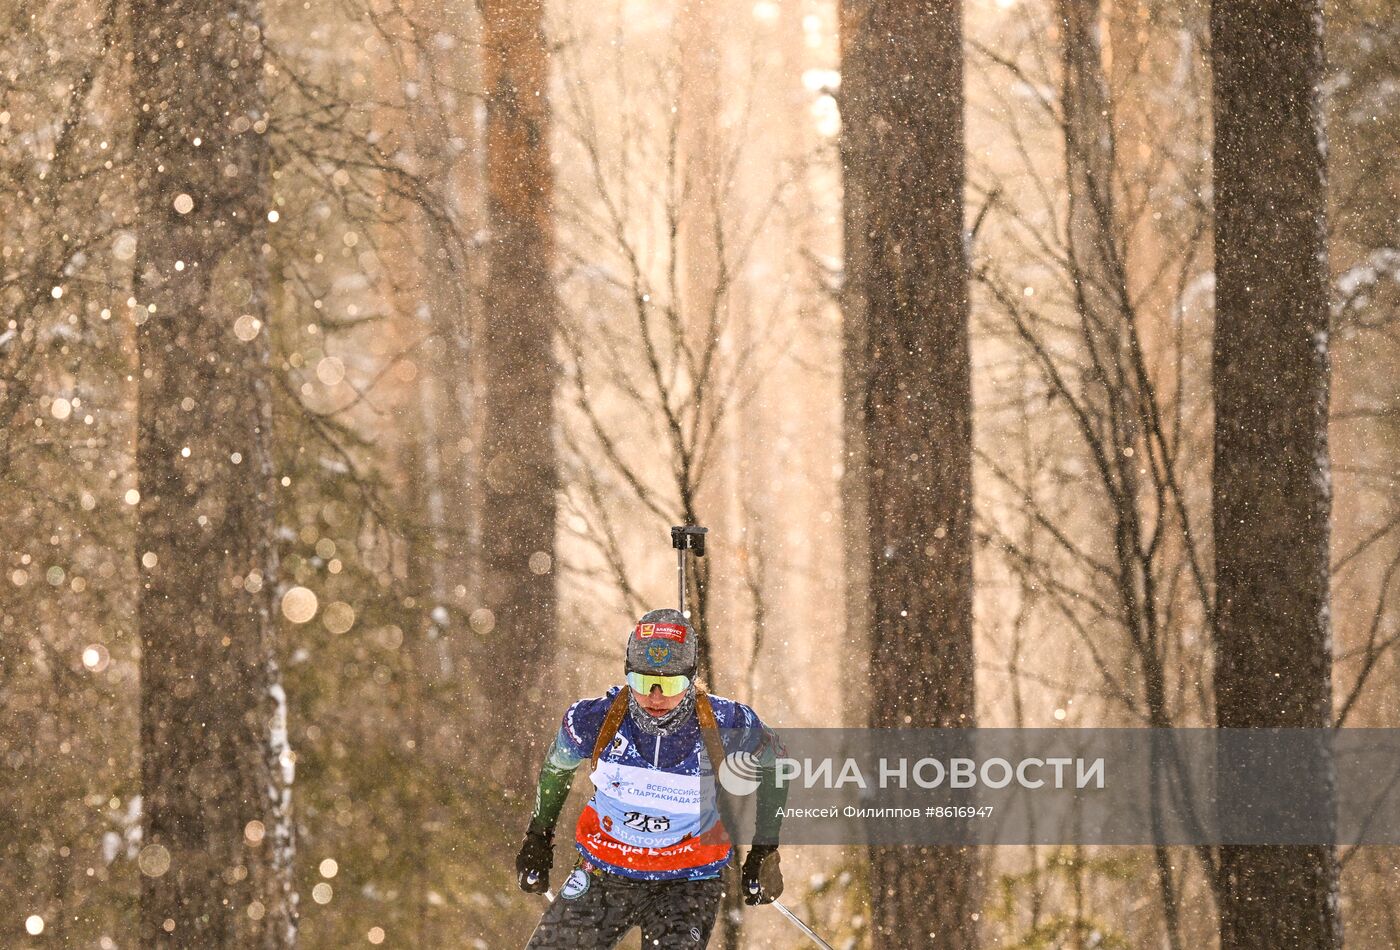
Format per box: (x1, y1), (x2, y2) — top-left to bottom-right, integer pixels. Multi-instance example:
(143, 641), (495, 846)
(1211, 0), (1340, 946)
(842, 0), (979, 945)
(477, 0), (560, 789)
(129, 0), (296, 943)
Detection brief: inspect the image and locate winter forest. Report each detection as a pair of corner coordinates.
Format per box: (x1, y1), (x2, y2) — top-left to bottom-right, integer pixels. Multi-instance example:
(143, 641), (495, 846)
(2, 0), (1398, 946)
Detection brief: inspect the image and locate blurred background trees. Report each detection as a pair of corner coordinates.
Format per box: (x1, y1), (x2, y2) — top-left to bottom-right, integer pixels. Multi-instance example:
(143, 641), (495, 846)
(129, 0), (296, 943)
(0, 0), (1396, 947)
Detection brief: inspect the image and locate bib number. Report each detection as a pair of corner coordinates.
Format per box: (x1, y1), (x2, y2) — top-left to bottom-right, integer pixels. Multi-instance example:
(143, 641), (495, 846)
(623, 811), (671, 834)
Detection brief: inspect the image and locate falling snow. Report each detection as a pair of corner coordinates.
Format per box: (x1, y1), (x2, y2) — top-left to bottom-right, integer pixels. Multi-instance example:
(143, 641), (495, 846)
(0, 0), (1394, 948)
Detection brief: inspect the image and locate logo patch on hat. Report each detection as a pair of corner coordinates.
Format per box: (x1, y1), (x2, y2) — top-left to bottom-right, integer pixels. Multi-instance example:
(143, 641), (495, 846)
(636, 622), (687, 642)
(646, 642), (672, 667)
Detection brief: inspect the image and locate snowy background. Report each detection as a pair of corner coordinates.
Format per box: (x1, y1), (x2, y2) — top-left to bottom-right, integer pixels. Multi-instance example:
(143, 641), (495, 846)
(0, 0), (1396, 946)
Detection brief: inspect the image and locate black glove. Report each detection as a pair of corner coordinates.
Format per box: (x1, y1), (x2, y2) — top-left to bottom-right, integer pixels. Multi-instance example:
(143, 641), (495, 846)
(741, 844), (783, 905)
(515, 829), (553, 894)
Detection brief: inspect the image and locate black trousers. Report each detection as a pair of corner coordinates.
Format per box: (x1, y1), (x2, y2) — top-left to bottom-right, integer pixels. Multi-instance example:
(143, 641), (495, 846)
(525, 859), (724, 949)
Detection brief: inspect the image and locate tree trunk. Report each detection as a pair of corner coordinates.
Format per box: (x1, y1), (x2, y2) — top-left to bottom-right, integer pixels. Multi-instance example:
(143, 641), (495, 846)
(841, 0), (979, 946)
(477, 0), (559, 794)
(371, 0), (481, 753)
(1210, 0), (1340, 947)
(1059, 0), (1117, 324)
(129, 0), (296, 944)
(838, 0), (873, 735)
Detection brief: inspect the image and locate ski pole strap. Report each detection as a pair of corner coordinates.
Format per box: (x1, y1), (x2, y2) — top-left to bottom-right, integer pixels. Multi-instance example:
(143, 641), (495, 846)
(590, 689), (631, 771)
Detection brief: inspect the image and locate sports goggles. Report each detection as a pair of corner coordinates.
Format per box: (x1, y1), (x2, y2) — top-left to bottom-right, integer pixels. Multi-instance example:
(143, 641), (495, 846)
(626, 671), (692, 697)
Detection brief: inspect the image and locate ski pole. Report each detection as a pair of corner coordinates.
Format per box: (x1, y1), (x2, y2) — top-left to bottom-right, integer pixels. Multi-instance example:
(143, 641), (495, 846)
(522, 879), (556, 947)
(770, 899), (836, 950)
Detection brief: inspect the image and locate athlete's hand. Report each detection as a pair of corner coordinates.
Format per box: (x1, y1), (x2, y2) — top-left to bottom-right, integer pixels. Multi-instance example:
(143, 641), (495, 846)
(515, 829), (553, 894)
(742, 844), (782, 905)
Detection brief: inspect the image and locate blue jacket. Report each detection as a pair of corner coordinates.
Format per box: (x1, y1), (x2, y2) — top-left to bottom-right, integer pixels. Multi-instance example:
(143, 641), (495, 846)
(545, 685), (777, 880)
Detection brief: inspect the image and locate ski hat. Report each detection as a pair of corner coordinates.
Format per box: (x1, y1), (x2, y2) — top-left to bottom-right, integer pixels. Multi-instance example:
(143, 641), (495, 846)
(625, 608), (697, 677)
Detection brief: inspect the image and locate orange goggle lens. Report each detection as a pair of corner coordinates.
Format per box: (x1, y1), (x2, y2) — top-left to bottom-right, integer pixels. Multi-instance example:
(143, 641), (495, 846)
(626, 672), (691, 697)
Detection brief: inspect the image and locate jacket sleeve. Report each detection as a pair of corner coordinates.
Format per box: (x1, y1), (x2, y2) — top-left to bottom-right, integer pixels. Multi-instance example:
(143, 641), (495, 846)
(525, 701), (595, 837)
(723, 702), (788, 846)
(750, 721), (788, 846)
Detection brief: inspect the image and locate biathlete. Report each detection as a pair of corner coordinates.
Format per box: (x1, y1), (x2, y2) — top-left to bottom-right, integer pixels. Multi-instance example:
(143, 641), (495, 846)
(515, 608), (786, 948)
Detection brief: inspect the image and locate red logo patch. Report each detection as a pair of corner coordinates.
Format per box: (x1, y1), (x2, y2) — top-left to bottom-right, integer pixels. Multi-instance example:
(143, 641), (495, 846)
(636, 622), (687, 643)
